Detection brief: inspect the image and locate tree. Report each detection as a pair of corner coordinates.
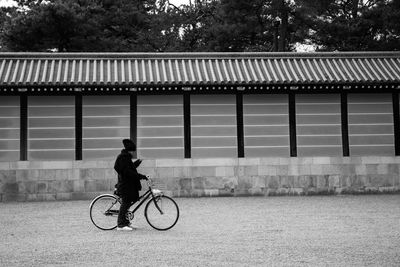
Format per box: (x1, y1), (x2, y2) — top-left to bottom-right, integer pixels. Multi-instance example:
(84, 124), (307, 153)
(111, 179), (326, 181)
(295, 0), (400, 51)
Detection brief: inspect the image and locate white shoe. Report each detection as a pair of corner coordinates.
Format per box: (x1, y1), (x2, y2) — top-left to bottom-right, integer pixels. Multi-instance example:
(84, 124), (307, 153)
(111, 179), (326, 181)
(117, 226), (134, 231)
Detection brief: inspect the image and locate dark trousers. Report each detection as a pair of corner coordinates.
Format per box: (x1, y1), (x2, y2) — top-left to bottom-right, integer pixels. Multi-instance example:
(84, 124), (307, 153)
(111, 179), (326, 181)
(117, 193), (138, 227)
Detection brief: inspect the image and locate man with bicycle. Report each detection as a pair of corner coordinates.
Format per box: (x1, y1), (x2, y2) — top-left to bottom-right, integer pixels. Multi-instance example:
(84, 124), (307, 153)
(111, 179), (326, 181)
(114, 139), (148, 231)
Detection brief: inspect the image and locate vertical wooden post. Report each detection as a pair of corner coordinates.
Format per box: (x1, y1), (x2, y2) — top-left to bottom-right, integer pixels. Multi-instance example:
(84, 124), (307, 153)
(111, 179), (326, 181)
(341, 92), (350, 157)
(236, 92), (244, 158)
(20, 94), (28, 161)
(75, 94), (82, 160)
(289, 92), (297, 157)
(130, 94), (137, 158)
(392, 92), (400, 155)
(184, 93), (191, 158)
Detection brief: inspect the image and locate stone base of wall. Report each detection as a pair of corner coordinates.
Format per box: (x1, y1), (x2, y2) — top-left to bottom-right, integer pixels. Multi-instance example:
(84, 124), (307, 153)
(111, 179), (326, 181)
(1, 157), (400, 202)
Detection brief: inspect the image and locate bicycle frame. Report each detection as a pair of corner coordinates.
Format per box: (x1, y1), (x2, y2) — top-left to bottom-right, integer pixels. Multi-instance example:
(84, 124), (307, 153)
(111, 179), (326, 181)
(119, 182), (164, 215)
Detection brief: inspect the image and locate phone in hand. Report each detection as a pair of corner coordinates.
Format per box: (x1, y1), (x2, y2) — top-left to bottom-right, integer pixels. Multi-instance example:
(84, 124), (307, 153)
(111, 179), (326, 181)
(133, 159), (142, 168)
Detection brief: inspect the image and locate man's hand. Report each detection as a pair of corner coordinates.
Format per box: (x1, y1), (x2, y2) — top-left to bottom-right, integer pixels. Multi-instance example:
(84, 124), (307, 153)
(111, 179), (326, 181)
(133, 159), (142, 168)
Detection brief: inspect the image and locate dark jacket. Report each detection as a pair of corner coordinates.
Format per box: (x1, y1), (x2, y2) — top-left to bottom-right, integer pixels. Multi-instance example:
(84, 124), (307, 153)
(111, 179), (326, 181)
(114, 149), (146, 197)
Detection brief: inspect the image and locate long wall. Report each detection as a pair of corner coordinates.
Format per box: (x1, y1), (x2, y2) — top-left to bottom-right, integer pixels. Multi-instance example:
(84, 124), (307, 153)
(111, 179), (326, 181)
(1, 157), (399, 202)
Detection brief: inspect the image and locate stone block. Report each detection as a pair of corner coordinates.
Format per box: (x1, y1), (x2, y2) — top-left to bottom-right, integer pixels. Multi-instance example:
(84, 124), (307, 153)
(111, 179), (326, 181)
(297, 176), (311, 188)
(258, 166), (276, 176)
(192, 166), (216, 177)
(204, 177), (224, 189)
(370, 175), (394, 187)
(312, 157), (331, 164)
(0, 170), (16, 184)
(237, 175), (253, 189)
(26, 194), (38, 201)
(191, 189), (205, 197)
(328, 175), (340, 188)
(36, 193), (56, 201)
(10, 161), (43, 170)
(288, 165), (299, 176)
(248, 188), (264, 196)
(380, 157), (396, 164)
(322, 165), (341, 175)
(377, 164), (389, 175)
(2, 182), (18, 194)
(84, 179), (110, 192)
(280, 176), (294, 188)
(234, 188), (251, 196)
(218, 188), (235, 196)
(216, 166), (235, 177)
(297, 157), (313, 165)
(18, 181), (37, 194)
(192, 177), (205, 189)
(340, 165), (356, 175)
(299, 165), (311, 175)
(173, 167), (191, 178)
(366, 164), (379, 175)
(329, 157), (344, 164)
(221, 176), (238, 189)
(56, 193), (72, 201)
(54, 170), (71, 180)
(204, 189), (219, 196)
(0, 162), (10, 170)
(243, 166), (259, 176)
(95, 161), (114, 168)
(276, 166), (288, 175)
(71, 192), (103, 200)
(267, 176), (280, 189)
(104, 168), (117, 179)
(38, 170), (57, 181)
(340, 175), (351, 187)
(348, 157), (362, 164)
(42, 161), (72, 170)
(2, 194), (19, 202)
(351, 175), (367, 188)
(156, 159), (191, 167)
(361, 156), (382, 164)
(73, 161), (97, 169)
(178, 178), (192, 191)
(192, 158), (237, 167)
(155, 167), (174, 178)
(159, 177), (180, 191)
(279, 158), (290, 165)
(259, 158), (280, 165)
(48, 180), (74, 193)
(395, 174), (400, 186)
(310, 165), (323, 175)
(316, 175), (328, 188)
(37, 182), (47, 193)
(73, 180), (85, 192)
(80, 169), (106, 180)
(355, 165), (367, 175)
(388, 164), (400, 175)
(238, 158), (260, 166)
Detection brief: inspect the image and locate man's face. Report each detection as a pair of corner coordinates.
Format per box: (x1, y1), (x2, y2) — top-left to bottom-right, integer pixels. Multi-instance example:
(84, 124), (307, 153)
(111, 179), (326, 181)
(128, 151), (135, 157)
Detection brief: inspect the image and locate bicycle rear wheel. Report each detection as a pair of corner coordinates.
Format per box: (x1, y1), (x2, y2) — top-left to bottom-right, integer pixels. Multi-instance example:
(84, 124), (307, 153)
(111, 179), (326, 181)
(145, 195), (179, 231)
(89, 194), (120, 230)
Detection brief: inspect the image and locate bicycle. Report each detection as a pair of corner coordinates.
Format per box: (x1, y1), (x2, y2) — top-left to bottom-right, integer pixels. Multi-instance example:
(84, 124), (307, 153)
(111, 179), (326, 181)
(89, 178), (179, 231)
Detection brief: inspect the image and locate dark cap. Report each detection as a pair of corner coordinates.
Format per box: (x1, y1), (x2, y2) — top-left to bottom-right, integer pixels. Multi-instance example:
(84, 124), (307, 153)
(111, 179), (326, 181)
(122, 139), (136, 151)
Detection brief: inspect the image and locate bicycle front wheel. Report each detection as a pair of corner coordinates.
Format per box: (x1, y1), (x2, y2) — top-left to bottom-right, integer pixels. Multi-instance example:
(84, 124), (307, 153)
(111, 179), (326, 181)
(89, 194), (120, 230)
(145, 195), (179, 231)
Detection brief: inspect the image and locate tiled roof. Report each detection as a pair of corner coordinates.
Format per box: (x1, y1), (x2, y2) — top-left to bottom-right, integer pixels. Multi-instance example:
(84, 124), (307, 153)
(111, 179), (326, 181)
(0, 52), (399, 87)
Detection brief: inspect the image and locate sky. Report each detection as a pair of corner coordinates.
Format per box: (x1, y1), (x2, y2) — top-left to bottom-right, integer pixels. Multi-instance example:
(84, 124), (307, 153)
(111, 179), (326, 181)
(0, 0), (190, 7)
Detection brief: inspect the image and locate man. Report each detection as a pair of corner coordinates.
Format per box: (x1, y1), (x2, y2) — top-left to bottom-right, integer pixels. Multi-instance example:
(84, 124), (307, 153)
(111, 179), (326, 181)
(114, 139), (148, 231)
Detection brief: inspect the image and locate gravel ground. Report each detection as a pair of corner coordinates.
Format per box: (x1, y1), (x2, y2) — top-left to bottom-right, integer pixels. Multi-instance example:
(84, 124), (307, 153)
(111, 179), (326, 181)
(1, 195), (400, 267)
